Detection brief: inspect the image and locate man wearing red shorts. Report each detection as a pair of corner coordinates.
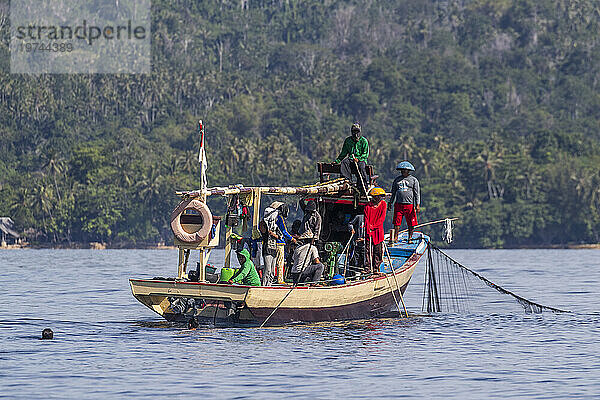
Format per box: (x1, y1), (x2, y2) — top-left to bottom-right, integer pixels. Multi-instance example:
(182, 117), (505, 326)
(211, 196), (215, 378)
(388, 161), (420, 243)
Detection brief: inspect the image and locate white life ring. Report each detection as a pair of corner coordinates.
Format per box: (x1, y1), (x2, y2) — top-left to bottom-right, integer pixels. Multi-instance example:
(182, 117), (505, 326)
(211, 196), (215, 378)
(170, 199), (213, 243)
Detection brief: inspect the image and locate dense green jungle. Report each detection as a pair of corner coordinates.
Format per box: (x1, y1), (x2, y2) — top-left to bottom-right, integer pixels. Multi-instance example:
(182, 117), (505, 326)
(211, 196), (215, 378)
(0, 0), (599, 248)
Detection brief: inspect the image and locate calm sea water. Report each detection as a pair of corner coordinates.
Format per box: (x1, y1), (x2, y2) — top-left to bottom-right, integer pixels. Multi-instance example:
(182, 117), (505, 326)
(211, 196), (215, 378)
(1, 249), (599, 399)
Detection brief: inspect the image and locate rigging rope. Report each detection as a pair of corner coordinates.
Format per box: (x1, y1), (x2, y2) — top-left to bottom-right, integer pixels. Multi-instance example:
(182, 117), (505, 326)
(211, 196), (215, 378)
(423, 243), (569, 314)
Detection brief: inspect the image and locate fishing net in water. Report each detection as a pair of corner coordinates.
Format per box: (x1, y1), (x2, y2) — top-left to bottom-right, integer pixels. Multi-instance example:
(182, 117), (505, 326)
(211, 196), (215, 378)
(422, 244), (569, 314)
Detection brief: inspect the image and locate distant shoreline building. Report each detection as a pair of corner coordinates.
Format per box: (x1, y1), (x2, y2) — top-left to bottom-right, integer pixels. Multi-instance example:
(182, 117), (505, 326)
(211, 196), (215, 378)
(0, 218), (20, 247)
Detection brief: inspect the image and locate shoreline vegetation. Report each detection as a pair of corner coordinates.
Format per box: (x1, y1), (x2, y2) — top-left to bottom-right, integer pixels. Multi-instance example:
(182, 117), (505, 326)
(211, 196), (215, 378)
(1, 242), (599, 251)
(1, 1), (599, 248)
(0, 242), (177, 250)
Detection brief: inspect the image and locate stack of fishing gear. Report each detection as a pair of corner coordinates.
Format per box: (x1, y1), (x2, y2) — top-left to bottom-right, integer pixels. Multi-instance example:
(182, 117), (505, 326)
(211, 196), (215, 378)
(423, 243), (569, 314)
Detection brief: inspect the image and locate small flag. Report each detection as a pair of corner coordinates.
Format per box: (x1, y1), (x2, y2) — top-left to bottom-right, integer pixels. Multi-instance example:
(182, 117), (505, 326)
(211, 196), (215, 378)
(198, 120), (208, 190)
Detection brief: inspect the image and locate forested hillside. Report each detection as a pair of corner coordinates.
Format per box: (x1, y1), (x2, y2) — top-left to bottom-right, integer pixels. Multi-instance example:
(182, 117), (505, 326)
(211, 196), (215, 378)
(1, 0), (599, 247)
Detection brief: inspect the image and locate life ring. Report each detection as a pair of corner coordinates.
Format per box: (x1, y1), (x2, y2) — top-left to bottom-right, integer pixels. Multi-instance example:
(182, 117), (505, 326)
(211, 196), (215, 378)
(170, 199), (213, 243)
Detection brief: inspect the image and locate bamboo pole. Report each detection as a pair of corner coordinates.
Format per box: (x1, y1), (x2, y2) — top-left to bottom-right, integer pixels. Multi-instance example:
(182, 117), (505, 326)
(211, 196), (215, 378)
(198, 249), (206, 282)
(342, 231), (354, 279)
(224, 226), (232, 268)
(252, 188), (261, 238)
(177, 181), (352, 198)
(177, 248), (185, 279)
(397, 217), (459, 234)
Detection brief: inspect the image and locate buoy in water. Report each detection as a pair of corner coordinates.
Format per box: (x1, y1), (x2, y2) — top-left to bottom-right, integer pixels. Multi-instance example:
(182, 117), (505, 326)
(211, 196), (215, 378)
(41, 328), (53, 340)
(187, 318), (199, 330)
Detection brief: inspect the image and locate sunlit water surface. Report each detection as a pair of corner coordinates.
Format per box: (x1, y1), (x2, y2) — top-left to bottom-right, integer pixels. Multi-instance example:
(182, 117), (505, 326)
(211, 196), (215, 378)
(1, 249), (599, 399)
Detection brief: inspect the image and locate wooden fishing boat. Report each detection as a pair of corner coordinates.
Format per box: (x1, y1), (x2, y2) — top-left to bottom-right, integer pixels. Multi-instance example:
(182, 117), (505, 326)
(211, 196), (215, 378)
(129, 122), (430, 326)
(130, 237), (427, 326)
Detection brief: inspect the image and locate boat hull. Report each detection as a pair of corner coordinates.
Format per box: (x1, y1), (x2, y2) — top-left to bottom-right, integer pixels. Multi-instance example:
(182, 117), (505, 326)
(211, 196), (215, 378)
(130, 247), (423, 326)
(247, 280), (410, 324)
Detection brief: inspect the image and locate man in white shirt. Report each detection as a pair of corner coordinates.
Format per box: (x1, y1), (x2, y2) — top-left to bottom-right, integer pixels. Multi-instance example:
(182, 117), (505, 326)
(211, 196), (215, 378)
(291, 231), (324, 285)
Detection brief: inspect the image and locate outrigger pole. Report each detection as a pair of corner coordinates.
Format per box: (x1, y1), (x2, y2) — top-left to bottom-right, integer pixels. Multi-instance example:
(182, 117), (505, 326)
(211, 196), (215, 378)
(396, 217), (459, 233)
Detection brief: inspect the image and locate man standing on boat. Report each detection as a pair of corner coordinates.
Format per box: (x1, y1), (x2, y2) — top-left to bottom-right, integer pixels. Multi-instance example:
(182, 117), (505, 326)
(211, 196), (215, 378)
(388, 161), (420, 243)
(347, 213), (365, 271)
(258, 217), (280, 286)
(299, 199), (322, 240)
(365, 187), (387, 274)
(290, 231), (325, 285)
(334, 122), (369, 195)
(271, 202), (296, 284)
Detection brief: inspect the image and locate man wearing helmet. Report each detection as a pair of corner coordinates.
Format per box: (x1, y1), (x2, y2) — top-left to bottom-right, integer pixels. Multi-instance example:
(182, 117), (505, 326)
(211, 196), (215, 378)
(388, 161), (420, 243)
(334, 122), (369, 195)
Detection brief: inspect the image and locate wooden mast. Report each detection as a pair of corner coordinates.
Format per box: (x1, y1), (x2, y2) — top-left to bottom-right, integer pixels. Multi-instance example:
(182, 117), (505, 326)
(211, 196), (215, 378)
(252, 187), (261, 237)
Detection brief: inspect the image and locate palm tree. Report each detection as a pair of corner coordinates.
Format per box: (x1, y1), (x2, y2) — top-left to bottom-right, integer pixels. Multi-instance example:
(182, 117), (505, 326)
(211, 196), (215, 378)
(397, 135), (416, 161)
(179, 150), (198, 175)
(41, 151), (65, 203)
(9, 187), (32, 228)
(414, 148), (432, 178)
(477, 140), (504, 200)
(135, 169), (164, 223)
(28, 183), (56, 240)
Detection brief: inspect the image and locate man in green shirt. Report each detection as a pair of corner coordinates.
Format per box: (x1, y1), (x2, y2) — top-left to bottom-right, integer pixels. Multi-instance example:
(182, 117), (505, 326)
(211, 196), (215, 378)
(334, 122), (369, 195)
(228, 249), (261, 286)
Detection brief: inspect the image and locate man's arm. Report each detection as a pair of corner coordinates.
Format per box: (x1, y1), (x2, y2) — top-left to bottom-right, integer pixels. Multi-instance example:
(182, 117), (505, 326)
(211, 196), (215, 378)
(313, 213), (322, 238)
(347, 215), (358, 232)
(310, 246), (320, 265)
(414, 178), (421, 212)
(334, 137), (350, 163)
(348, 215), (364, 235)
(377, 201), (387, 224)
(230, 261), (250, 284)
(276, 215), (293, 242)
(388, 178), (398, 209)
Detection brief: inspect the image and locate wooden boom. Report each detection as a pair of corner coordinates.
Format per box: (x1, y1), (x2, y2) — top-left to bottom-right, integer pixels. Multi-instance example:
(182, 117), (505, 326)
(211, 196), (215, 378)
(177, 179), (352, 198)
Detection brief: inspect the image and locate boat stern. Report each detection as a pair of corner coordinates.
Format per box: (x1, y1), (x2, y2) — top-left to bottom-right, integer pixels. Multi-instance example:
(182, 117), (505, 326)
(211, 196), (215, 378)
(129, 278), (253, 323)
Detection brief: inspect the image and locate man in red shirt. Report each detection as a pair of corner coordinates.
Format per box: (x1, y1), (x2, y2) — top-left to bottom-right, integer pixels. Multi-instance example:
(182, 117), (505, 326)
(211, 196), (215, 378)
(364, 187), (387, 275)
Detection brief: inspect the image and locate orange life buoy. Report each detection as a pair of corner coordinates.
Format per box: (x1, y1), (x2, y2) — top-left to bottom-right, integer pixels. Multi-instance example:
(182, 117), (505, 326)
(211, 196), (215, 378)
(170, 199), (213, 243)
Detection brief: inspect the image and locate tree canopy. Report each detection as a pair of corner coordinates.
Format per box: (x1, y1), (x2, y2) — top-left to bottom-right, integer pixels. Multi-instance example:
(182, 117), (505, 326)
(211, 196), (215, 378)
(0, 0), (599, 247)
